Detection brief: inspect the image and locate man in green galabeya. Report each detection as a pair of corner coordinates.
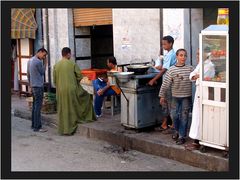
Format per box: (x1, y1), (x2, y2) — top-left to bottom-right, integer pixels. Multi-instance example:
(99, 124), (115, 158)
(53, 47), (96, 135)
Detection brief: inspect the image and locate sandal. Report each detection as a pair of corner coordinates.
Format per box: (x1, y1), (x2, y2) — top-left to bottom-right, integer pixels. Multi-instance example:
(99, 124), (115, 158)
(168, 124), (174, 129)
(185, 143), (200, 151)
(155, 126), (168, 132)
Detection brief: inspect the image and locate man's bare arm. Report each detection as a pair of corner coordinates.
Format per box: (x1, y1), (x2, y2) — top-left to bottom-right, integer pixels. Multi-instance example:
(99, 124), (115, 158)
(148, 68), (167, 86)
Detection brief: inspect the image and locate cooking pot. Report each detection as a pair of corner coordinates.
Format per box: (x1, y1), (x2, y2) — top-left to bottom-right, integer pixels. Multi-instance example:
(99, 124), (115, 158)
(126, 64), (150, 75)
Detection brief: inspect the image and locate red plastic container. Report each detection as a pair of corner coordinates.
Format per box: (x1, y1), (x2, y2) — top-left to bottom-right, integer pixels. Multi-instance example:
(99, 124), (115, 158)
(81, 69), (108, 80)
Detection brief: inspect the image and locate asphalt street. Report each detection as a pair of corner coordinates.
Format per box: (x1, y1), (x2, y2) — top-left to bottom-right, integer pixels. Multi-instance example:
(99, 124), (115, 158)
(11, 116), (205, 171)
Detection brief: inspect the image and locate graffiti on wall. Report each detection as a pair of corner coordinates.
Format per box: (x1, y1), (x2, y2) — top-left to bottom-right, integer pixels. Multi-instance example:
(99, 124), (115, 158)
(167, 24), (182, 41)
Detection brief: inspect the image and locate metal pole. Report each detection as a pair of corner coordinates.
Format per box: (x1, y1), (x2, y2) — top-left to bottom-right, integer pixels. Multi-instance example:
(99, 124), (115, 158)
(115, 79), (129, 126)
(189, 8), (193, 65)
(160, 8), (163, 55)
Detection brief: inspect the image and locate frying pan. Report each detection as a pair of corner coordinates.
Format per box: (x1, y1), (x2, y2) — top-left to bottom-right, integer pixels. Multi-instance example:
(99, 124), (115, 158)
(126, 64), (150, 75)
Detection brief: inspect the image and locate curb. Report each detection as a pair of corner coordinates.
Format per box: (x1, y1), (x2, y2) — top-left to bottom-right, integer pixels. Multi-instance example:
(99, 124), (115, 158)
(77, 124), (228, 171)
(13, 108), (228, 171)
(13, 108), (58, 128)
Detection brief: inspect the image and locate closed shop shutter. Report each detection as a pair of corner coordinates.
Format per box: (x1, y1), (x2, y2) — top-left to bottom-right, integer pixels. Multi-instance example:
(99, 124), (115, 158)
(73, 8), (112, 27)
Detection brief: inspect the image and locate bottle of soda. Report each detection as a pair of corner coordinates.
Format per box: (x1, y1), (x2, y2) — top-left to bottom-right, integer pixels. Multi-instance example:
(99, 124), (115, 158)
(217, 8), (229, 25)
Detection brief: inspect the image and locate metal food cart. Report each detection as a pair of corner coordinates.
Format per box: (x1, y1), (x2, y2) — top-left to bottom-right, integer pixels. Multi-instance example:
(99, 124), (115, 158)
(199, 25), (229, 154)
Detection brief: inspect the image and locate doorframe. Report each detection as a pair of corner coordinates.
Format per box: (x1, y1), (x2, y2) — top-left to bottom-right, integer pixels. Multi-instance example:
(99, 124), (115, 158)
(74, 27), (92, 63)
(17, 39), (34, 81)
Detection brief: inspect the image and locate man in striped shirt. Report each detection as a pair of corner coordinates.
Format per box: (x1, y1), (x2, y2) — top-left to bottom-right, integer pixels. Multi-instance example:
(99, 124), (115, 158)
(159, 49), (193, 145)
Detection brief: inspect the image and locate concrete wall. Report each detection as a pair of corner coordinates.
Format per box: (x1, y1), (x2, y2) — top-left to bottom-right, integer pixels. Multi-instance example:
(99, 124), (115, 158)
(189, 9), (203, 105)
(163, 8), (203, 66)
(42, 8), (49, 83)
(191, 9), (203, 66)
(113, 9), (160, 65)
(42, 8), (203, 88)
(43, 8), (75, 87)
(34, 9), (44, 53)
(163, 8), (191, 64)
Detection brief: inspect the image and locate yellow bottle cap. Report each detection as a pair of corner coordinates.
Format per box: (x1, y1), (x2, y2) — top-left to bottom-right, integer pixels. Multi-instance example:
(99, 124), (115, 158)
(218, 8), (229, 15)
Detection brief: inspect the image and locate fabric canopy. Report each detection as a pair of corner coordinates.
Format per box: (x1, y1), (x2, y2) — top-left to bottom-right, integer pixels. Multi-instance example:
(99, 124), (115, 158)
(11, 8), (37, 39)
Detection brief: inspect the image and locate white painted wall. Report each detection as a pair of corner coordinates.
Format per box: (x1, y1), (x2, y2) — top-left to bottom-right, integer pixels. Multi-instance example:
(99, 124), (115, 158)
(163, 8), (191, 64)
(113, 9), (160, 65)
(163, 8), (203, 66)
(44, 8), (75, 87)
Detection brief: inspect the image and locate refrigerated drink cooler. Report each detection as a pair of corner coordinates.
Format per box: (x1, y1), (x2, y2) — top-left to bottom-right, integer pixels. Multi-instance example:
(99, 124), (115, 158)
(199, 25), (229, 154)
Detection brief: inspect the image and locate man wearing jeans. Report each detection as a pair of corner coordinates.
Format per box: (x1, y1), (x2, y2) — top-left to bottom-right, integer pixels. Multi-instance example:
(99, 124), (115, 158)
(27, 48), (48, 132)
(159, 49), (193, 145)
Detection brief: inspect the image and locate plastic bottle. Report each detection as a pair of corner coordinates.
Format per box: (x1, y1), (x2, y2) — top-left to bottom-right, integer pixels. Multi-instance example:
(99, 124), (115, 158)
(217, 8), (229, 25)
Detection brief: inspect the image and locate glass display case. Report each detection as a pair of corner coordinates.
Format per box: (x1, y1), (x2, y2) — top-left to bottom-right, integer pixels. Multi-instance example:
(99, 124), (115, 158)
(199, 25), (229, 153)
(202, 35), (226, 83)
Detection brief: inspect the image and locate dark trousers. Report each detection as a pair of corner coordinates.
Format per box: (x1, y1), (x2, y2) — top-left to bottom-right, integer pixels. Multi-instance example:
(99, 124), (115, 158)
(170, 96), (191, 138)
(31, 87), (44, 130)
(93, 88), (116, 116)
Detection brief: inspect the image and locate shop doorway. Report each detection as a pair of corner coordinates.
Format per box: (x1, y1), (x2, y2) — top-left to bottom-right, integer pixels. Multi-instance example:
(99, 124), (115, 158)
(74, 25), (114, 69)
(90, 25), (113, 69)
(73, 8), (113, 69)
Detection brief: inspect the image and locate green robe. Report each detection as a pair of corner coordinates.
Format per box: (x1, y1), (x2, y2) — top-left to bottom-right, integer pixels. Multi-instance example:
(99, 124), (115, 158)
(53, 58), (96, 135)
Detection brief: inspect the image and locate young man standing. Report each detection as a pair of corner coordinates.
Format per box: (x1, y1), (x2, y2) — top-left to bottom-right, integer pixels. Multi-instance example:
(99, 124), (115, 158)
(159, 49), (193, 145)
(148, 36), (177, 132)
(27, 48), (48, 132)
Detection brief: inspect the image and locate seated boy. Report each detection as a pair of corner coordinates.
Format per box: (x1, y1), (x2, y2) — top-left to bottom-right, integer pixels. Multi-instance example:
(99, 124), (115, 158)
(93, 73), (116, 118)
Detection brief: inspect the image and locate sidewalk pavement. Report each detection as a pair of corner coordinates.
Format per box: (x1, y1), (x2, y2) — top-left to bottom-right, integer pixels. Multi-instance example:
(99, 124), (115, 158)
(11, 95), (228, 171)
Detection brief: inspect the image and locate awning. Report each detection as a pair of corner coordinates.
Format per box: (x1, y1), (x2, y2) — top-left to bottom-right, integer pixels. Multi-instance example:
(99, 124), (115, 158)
(11, 8), (38, 39)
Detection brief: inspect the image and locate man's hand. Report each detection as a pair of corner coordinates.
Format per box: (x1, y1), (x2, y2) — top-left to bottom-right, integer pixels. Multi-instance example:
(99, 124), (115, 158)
(148, 79), (157, 86)
(97, 89), (103, 96)
(192, 74), (199, 80)
(160, 97), (166, 106)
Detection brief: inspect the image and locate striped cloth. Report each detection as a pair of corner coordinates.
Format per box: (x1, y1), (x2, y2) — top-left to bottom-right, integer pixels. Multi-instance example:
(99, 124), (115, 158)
(11, 8), (37, 39)
(159, 64), (194, 98)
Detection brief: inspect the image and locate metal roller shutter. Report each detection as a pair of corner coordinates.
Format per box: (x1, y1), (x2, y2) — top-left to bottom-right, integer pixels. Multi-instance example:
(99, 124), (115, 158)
(73, 8), (112, 27)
